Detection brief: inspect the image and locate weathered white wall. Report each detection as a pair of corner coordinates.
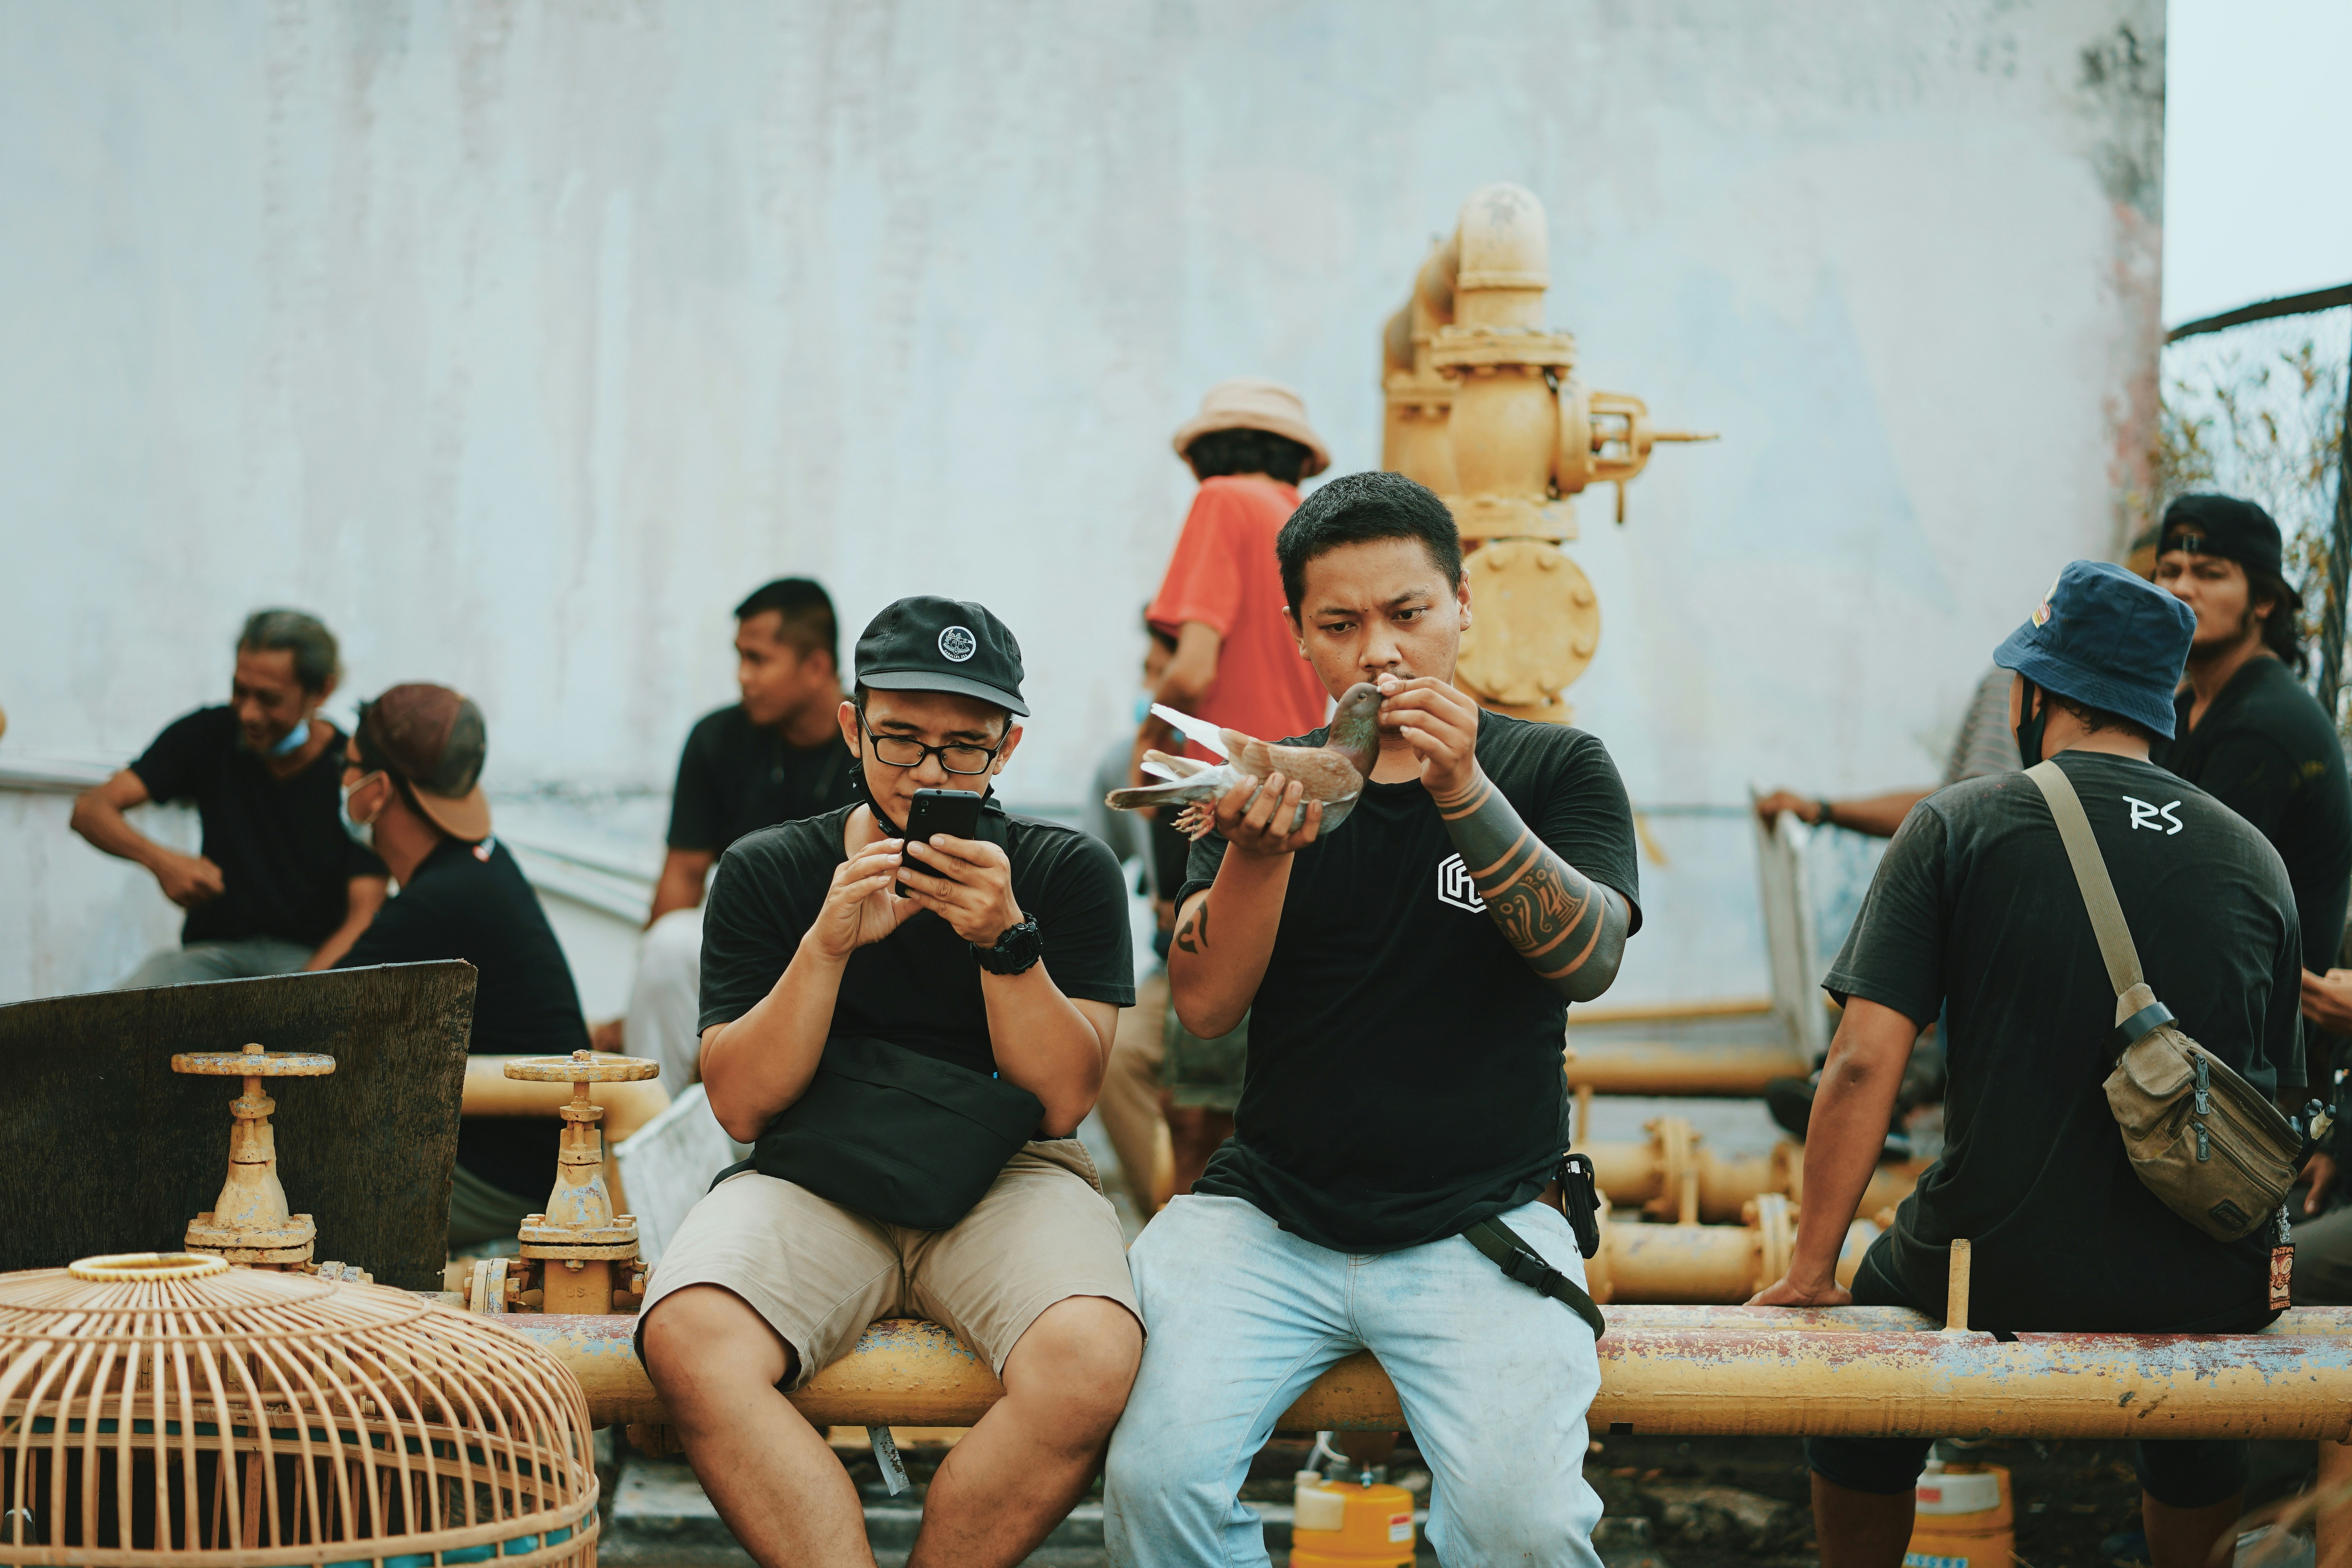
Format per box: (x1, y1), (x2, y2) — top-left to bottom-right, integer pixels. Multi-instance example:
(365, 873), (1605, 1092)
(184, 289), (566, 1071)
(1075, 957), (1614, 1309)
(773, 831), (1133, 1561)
(0, 0), (2163, 1005)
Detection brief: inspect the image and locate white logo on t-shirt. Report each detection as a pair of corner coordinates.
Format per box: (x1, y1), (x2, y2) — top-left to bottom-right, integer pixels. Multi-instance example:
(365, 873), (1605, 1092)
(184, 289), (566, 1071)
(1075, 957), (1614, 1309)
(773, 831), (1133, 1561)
(1437, 853), (1485, 912)
(938, 626), (977, 662)
(2123, 795), (2184, 835)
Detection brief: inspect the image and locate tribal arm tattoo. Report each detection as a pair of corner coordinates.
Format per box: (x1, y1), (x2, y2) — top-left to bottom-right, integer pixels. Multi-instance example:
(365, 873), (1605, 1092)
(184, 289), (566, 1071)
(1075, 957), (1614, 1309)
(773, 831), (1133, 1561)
(1432, 770), (1630, 1003)
(1172, 898), (1209, 955)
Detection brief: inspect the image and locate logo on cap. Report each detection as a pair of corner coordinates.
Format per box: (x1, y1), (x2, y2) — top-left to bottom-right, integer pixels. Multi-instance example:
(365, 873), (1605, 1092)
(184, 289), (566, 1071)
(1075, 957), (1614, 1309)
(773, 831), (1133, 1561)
(2032, 572), (2061, 628)
(938, 626), (977, 663)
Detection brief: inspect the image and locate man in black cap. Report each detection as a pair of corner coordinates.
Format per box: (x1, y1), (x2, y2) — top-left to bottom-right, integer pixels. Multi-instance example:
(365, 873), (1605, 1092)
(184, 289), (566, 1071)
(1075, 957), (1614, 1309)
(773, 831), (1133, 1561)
(637, 597), (1141, 1568)
(332, 684), (594, 1245)
(2152, 493), (2352, 1101)
(1754, 561), (2308, 1568)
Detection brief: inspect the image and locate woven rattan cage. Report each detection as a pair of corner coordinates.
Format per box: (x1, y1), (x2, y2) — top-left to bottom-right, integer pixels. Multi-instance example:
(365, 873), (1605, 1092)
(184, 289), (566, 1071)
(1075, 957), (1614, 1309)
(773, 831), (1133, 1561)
(0, 1254), (598, 1568)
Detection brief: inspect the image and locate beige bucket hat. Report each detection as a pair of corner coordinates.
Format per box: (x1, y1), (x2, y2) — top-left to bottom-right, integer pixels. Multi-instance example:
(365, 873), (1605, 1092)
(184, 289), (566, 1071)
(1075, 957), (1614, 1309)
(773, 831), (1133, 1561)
(1171, 377), (1330, 477)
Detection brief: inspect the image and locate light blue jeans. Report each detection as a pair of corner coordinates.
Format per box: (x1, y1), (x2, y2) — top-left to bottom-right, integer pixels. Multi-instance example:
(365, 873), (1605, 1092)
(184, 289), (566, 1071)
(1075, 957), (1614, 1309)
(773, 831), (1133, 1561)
(1103, 1194), (1604, 1568)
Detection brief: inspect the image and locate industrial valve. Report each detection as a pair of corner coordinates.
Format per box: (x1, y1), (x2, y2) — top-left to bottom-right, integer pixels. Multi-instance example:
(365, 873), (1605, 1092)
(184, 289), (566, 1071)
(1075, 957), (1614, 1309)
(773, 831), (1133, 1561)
(468, 1049), (659, 1316)
(1381, 182), (1713, 722)
(173, 1041), (368, 1280)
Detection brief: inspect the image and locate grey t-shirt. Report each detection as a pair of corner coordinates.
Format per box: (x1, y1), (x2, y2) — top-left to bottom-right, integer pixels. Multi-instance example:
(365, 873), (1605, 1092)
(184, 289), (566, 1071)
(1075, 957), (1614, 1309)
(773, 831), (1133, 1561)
(1941, 667), (2022, 787)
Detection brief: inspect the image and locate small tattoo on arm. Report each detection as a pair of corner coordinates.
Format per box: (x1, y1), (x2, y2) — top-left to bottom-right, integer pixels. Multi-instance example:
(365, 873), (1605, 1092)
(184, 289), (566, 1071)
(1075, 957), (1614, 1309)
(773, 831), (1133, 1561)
(1174, 902), (1209, 955)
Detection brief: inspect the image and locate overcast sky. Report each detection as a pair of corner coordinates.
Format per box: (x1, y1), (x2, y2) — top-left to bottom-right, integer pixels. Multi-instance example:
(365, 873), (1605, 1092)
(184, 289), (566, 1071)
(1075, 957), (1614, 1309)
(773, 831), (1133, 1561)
(2165, 0), (2352, 326)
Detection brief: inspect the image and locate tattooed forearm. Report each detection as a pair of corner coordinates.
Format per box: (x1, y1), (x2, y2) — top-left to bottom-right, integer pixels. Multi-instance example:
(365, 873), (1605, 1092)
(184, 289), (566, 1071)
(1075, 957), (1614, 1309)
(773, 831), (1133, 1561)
(1433, 771), (1628, 1003)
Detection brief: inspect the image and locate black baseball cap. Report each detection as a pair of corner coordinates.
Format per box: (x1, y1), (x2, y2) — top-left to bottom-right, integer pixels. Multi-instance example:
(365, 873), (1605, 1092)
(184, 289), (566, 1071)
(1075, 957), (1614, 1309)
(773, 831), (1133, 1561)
(2161, 493), (2286, 583)
(854, 596), (1029, 717)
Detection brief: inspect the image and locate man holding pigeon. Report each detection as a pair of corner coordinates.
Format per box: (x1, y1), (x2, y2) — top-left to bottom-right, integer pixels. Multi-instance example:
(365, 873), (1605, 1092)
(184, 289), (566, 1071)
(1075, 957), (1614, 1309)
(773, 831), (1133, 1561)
(1103, 471), (1640, 1568)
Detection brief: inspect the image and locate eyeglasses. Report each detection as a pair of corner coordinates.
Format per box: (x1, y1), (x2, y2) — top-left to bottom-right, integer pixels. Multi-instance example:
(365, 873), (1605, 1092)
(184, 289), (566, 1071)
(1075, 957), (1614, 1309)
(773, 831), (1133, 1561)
(856, 711), (1004, 775)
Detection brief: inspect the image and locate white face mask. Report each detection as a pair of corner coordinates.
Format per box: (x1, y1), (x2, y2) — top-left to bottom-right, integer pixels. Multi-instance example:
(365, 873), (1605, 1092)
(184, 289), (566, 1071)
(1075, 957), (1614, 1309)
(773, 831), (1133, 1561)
(341, 771), (385, 847)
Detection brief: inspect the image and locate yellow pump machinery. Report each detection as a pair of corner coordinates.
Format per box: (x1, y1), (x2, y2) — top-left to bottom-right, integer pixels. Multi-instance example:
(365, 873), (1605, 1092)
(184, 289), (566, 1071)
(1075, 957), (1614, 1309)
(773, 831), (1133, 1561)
(1382, 182), (1711, 722)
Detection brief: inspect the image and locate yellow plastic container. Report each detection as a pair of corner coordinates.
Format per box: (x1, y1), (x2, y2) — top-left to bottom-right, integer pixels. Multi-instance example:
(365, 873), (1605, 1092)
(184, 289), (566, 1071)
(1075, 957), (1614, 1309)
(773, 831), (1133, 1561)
(1291, 1475), (1417, 1567)
(1903, 1461), (2013, 1568)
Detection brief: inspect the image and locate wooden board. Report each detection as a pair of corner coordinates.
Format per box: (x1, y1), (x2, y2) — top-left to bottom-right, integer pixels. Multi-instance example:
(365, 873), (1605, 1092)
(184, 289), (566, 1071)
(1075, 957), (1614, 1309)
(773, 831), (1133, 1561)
(0, 961), (475, 1290)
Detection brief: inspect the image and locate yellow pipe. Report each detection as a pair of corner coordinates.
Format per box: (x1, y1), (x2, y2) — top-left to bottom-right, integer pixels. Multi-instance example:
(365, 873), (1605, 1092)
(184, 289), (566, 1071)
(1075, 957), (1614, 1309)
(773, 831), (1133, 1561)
(1581, 1115), (1922, 1222)
(508, 1311), (2352, 1441)
(1569, 997), (1775, 1026)
(1564, 1041), (1810, 1097)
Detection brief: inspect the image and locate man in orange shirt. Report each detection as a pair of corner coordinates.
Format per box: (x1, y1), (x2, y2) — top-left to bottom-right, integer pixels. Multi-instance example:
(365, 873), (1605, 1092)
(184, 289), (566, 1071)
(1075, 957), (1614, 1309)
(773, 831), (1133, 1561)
(1143, 377), (1332, 759)
(1130, 377), (1331, 1194)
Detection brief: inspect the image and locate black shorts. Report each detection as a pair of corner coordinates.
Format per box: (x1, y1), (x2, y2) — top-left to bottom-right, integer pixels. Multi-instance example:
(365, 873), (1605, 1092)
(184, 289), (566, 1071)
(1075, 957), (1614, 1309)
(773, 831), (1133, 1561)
(1804, 1234), (2247, 1510)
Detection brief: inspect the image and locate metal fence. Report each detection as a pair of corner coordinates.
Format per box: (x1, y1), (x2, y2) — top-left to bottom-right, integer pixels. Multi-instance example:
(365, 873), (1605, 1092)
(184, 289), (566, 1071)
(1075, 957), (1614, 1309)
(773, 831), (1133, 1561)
(2156, 284), (2352, 720)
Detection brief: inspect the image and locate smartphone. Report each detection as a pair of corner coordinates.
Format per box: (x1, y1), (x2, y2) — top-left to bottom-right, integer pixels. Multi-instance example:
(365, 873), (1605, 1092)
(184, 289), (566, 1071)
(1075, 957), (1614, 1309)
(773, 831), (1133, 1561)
(896, 788), (985, 897)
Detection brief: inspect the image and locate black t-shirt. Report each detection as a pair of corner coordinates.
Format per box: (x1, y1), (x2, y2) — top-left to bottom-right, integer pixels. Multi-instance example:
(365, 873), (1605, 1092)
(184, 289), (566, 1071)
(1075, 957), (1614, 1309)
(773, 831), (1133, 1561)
(699, 800), (1136, 1078)
(338, 837), (590, 1200)
(2152, 655), (2352, 978)
(129, 707), (387, 948)
(1825, 751), (2303, 1333)
(1181, 710), (1642, 1254)
(666, 705), (859, 855)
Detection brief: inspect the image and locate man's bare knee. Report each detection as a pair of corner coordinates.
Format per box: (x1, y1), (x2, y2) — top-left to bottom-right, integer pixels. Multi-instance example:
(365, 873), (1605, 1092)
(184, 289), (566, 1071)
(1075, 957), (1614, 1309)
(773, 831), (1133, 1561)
(642, 1286), (794, 1408)
(1002, 1296), (1142, 1443)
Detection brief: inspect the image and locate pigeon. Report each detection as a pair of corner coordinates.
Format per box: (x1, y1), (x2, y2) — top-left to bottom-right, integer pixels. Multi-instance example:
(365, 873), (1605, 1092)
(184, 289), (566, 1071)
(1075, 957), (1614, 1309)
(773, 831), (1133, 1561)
(1105, 682), (1383, 839)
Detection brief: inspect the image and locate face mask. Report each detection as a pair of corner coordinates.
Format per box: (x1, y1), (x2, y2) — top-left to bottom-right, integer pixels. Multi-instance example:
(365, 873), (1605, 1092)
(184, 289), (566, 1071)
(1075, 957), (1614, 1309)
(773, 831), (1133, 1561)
(1132, 693), (1155, 726)
(341, 773), (384, 846)
(2013, 677), (2048, 767)
(271, 717), (313, 757)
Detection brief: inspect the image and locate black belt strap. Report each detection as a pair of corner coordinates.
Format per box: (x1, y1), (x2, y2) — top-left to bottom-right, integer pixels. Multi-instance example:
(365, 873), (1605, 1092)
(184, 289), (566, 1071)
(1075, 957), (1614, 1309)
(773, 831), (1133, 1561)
(1463, 1218), (1607, 1341)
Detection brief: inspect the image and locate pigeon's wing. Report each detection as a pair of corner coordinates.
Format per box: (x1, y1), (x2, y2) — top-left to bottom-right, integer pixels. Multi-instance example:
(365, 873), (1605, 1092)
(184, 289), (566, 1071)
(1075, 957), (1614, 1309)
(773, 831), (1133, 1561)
(1149, 704), (1232, 760)
(1141, 750), (1215, 780)
(1230, 739), (1366, 803)
(1104, 763), (1240, 812)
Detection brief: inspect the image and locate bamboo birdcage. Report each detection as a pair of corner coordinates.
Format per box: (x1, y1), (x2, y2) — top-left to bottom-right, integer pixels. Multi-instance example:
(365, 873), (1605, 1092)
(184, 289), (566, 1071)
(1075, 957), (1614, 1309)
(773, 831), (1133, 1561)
(0, 1253), (599, 1568)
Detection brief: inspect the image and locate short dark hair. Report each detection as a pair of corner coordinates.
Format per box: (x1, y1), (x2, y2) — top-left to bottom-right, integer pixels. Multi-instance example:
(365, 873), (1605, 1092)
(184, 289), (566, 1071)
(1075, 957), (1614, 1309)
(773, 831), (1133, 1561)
(734, 578), (838, 668)
(2046, 690), (2160, 747)
(1185, 428), (1315, 486)
(2248, 567), (2308, 675)
(237, 609), (339, 693)
(1274, 470), (1463, 612)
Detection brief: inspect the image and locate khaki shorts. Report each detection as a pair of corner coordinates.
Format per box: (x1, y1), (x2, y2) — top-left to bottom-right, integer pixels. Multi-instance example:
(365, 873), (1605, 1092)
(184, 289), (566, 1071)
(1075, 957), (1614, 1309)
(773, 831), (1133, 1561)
(639, 1139), (1138, 1385)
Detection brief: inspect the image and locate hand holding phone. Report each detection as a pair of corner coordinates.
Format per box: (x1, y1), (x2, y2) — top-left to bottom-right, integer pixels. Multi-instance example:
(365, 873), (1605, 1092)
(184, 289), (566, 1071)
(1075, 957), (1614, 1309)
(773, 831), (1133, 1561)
(895, 788), (985, 897)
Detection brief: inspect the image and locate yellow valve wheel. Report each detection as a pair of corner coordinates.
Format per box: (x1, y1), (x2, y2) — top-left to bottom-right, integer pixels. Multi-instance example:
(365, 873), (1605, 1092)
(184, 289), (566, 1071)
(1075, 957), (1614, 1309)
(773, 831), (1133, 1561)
(505, 1049), (659, 1083)
(172, 1041), (336, 1076)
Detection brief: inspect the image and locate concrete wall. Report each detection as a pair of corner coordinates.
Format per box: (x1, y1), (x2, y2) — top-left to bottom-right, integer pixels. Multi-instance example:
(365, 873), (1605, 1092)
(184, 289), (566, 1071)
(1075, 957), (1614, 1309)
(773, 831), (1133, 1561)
(0, 0), (2164, 1006)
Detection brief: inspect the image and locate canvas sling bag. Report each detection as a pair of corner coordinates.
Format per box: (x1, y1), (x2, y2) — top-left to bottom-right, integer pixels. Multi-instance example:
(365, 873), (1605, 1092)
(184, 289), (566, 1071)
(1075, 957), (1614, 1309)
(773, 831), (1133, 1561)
(2027, 759), (2301, 1242)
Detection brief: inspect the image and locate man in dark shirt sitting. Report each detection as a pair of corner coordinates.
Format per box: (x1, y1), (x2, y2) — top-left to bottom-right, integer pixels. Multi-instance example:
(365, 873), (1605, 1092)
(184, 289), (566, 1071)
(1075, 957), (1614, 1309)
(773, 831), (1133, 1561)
(1754, 562), (2306, 1568)
(74, 610), (388, 987)
(333, 684), (594, 1247)
(1104, 473), (1641, 1568)
(638, 598), (1140, 1568)
(599, 578), (858, 1087)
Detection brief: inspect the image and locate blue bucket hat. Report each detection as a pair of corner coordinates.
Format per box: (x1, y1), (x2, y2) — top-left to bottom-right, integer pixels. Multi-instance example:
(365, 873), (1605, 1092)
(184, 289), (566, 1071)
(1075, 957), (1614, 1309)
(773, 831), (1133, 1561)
(1993, 560), (2194, 739)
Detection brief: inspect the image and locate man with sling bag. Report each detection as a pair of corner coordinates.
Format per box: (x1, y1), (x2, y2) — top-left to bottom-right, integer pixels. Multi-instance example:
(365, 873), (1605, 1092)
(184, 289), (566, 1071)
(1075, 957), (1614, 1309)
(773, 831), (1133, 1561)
(638, 598), (1143, 1568)
(1753, 561), (2311, 1568)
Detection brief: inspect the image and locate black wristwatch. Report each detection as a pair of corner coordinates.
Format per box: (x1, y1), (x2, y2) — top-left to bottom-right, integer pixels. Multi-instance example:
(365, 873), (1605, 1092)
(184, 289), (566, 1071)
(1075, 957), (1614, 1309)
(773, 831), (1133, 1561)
(973, 914), (1043, 976)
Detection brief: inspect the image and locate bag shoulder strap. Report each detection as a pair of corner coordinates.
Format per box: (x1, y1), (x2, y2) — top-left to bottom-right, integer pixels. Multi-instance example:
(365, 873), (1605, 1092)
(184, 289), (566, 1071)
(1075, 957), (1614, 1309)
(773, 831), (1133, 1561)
(1463, 1217), (1606, 1341)
(2025, 759), (2145, 999)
